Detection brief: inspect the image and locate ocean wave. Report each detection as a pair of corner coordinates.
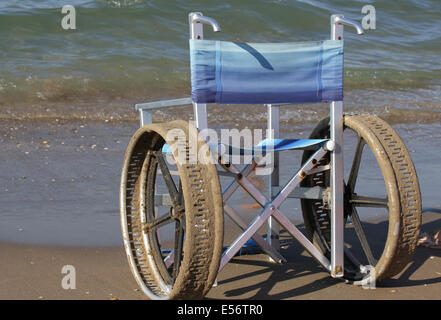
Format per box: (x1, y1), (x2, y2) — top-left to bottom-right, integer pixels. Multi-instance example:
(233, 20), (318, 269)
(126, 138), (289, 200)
(1, 94), (440, 126)
(0, 66), (439, 107)
(0, 0), (440, 125)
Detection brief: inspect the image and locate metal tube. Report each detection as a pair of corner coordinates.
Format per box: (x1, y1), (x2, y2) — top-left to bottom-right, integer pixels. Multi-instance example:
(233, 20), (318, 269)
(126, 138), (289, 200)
(333, 15), (364, 35)
(222, 161), (257, 201)
(272, 209), (331, 271)
(189, 12), (221, 33)
(219, 204), (274, 272)
(329, 15), (345, 278)
(189, 12), (211, 131)
(330, 100), (344, 278)
(135, 97), (193, 111)
(224, 203), (286, 264)
(327, 13), (364, 277)
(218, 148), (328, 272)
(139, 109), (152, 127)
(267, 104), (280, 253)
(271, 147), (327, 209)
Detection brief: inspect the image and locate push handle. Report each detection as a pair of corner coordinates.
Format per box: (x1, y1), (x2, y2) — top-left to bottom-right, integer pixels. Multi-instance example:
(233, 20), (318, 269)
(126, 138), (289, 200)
(189, 12), (221, 33)
(331, 14), (364, 35)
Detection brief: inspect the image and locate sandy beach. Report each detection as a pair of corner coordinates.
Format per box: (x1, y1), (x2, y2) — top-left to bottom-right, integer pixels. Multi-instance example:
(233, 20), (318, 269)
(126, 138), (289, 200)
(1, 0), (441, 303)
(0, 209), (440, 300)
(1, 117), (441, 300)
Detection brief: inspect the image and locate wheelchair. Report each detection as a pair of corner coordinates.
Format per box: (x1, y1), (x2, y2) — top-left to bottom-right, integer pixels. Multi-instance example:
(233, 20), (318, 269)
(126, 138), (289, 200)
(120, 12), (422, 299)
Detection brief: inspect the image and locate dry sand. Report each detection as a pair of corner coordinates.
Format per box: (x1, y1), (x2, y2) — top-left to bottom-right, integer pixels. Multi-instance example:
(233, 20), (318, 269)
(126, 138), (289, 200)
(1, 210), (440, 300)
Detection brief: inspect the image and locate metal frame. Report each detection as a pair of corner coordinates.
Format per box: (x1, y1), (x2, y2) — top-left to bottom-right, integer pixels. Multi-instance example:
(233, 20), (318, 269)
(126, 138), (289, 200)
(135, 12), (364, 279)
(189, 12), (221, 131)
(217, 146), (332, 272)
(267, 104), (281, 255)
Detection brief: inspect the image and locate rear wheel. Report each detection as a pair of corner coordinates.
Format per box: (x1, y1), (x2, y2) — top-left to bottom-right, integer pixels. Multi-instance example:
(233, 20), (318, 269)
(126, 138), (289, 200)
(120, 120), (223, 299)
(301, 114), (421, 283)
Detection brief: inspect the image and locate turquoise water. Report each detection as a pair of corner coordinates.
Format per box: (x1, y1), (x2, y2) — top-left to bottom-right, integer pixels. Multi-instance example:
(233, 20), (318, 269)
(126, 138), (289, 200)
(0, 0), (440, 122)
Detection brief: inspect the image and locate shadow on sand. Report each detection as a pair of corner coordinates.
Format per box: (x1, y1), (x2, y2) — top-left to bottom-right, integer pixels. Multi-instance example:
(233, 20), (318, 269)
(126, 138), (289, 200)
(211, 208), (441, 299)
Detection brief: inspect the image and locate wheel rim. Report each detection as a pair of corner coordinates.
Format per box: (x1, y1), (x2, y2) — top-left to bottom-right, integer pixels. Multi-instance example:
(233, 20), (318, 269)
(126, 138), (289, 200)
(120, 120), (224, 299)
(301, 115), (421, 282)
(141, 147), (185, 289)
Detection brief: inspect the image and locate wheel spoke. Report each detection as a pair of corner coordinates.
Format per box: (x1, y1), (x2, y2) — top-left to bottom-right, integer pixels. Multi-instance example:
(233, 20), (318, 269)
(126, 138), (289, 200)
(348, 137), (365, 193)
(157, 153), (180, 206)
(144, 212), (173, 232)
(177, 179), (184, 207)
(172, 220), (185, 282)
(350, 195), (388, 208)
(350, 206), (377, 266)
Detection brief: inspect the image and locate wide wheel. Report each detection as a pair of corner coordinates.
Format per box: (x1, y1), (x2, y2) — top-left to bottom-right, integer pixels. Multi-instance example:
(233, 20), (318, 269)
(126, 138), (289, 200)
(301, 114), (421, 283)
(120, 120), (223, 299)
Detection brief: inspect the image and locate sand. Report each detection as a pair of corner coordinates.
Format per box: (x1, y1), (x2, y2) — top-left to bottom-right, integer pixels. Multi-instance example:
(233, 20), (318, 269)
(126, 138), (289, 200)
(1, 119), (440, 300)
(0, 209), (439, 300)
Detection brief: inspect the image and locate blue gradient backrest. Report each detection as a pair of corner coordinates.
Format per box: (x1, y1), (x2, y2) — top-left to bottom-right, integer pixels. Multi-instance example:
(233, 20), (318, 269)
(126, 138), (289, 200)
(190, 39), (344, 104)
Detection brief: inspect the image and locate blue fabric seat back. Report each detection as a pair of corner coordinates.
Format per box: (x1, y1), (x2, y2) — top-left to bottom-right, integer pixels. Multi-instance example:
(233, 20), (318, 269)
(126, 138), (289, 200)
(190, 39), (344, 104)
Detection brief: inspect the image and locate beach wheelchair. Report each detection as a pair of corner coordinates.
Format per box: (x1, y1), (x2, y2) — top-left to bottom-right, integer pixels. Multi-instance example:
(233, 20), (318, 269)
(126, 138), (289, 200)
(120, 12), (422, 299)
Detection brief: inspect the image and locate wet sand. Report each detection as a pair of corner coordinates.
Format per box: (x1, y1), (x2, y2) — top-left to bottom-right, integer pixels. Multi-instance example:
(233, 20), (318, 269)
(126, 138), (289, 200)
(1, 118), (440, 299)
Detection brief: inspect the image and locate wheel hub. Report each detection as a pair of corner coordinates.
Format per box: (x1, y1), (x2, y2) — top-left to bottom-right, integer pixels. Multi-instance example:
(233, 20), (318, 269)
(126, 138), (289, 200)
(170, 206), (184, 221)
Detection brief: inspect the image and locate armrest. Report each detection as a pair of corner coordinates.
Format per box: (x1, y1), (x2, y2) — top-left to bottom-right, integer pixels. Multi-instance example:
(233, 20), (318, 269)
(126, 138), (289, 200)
(135, 97), (193, 126)
(135, 97), (193, 111)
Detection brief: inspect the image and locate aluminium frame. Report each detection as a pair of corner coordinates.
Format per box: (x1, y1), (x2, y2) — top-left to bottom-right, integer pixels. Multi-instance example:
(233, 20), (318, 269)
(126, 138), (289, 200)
(135, 12), (364, 279)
